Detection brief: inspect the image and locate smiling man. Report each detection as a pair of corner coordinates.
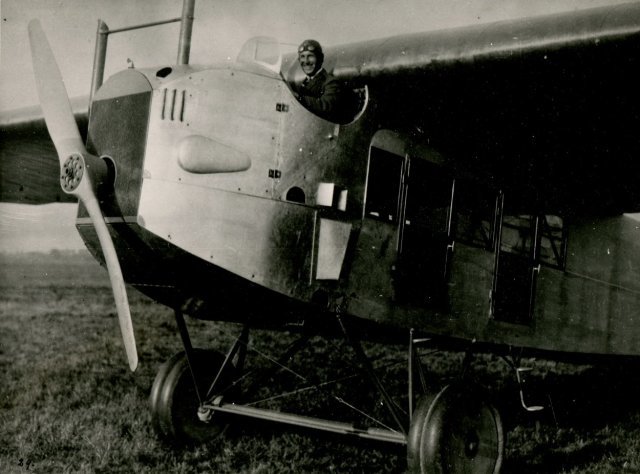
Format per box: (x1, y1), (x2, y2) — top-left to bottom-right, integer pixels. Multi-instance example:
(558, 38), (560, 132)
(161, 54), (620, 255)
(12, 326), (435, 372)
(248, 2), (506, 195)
(294, 39), (345, 122)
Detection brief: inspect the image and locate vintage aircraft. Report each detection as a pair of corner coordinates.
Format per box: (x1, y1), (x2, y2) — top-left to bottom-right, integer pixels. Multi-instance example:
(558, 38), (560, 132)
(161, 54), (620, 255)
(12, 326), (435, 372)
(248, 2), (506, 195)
(2, 0), (640, 471)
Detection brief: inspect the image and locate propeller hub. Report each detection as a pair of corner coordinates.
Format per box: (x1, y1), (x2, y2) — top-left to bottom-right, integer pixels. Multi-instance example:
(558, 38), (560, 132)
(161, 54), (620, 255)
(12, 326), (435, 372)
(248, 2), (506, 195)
(60, 154), (84, 192)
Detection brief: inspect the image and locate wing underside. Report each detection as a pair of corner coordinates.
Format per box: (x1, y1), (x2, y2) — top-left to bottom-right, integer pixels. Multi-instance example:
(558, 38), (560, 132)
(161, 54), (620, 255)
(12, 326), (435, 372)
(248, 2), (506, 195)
(292, 2), (640, 215)
(323, 2), (640, 79)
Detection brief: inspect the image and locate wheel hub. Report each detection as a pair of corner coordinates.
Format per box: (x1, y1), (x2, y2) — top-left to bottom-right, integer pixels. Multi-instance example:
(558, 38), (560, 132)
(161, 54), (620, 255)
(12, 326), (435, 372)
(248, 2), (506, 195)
(197, 405), (213, 423)
(464, 429), (480, 458)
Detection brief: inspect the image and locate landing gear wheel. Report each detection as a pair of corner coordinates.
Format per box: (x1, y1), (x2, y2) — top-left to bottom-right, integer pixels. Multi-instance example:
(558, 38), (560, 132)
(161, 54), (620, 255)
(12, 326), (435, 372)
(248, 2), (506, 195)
(407, 385), (504, 474)
(150, 349), (237, 445)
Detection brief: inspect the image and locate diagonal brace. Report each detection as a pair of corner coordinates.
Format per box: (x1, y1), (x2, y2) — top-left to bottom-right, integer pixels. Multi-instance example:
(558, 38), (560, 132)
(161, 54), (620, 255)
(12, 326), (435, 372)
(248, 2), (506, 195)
(336, 313), (406, 435)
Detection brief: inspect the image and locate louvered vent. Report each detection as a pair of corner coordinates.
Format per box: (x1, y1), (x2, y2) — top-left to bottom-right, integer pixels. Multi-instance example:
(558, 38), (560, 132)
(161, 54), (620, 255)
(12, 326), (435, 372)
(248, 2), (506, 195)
(160, 88), (186, 122)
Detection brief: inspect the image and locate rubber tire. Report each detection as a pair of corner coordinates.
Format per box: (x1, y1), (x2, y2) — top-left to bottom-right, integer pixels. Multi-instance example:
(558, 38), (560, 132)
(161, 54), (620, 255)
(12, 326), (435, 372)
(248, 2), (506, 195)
(149, 351), (186, 438)
(407, 384), (504, 474)
(150, 349), (236, 445)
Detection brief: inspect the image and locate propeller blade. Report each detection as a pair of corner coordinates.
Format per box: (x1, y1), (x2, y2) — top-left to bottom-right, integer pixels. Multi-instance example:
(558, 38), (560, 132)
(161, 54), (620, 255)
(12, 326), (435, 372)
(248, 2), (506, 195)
(28, 19), (138, 371)
(82, 187), (138, 372)
(28, 20), (86, 161)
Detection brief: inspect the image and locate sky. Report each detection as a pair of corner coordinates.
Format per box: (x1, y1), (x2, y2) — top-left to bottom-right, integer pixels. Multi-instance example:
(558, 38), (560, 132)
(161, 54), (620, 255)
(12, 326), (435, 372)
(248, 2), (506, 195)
(0, 0), (633, 252)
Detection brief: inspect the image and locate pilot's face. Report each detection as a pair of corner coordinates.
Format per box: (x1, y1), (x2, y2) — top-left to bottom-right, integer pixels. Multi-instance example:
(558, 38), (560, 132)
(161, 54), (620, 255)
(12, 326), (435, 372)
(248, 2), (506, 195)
(299, 51), (318, 76)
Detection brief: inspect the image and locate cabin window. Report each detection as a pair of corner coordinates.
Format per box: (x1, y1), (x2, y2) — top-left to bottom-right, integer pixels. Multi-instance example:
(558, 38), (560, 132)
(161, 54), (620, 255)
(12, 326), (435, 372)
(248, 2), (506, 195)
(538, 215), (567, 270)
(402, 159), (452, 236)
(500, 214), (567, 270)
(500, 215), (538, 256)
(364, 147), (403, 223)
(453, 183), (499, 250)
(491, 196), (568, 325)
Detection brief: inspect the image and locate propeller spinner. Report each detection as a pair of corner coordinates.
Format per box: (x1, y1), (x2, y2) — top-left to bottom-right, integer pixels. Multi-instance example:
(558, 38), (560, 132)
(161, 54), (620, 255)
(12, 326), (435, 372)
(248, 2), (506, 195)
(28, 20), (138, 371)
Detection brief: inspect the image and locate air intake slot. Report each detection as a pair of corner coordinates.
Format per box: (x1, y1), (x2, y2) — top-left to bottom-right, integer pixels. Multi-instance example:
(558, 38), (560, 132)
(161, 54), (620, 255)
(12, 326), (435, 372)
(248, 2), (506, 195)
(161, 88), (186, 122)
(156, 67), (172, 78)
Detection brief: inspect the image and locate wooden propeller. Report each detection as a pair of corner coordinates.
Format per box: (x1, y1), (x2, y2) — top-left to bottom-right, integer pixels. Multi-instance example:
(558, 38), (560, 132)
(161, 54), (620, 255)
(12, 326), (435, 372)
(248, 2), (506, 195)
(28, 20), (138, 371)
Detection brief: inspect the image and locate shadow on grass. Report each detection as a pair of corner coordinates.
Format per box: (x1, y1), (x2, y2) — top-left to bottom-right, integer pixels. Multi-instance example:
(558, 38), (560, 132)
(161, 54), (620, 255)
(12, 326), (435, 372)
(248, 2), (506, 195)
(499, 361), (640, 473)
(504, 439), (614, 474)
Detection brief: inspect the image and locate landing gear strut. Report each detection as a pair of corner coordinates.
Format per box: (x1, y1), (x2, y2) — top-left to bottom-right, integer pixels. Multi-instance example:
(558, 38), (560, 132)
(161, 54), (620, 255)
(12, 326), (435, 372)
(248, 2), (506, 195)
(150, 309), (507, 472)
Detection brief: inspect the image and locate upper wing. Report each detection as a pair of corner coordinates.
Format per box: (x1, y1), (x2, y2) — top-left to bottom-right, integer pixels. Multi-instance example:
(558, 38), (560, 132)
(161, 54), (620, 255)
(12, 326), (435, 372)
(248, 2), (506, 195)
(0, 96), (88, 204)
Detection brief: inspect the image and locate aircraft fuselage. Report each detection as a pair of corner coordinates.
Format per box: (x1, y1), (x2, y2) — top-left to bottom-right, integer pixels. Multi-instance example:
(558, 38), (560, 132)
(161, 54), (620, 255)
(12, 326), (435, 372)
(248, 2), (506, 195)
(77, 52), (640, 358)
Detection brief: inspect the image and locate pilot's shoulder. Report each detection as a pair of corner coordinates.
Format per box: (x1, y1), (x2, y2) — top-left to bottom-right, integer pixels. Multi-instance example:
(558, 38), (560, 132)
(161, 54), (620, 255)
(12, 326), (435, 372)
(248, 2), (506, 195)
(321, 73), (343, 93)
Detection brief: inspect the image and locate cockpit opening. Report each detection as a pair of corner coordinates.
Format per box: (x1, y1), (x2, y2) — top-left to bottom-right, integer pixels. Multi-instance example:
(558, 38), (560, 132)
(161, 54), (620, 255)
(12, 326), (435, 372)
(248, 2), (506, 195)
(238, 36), (367, 124)
(283, 52), (367, 125)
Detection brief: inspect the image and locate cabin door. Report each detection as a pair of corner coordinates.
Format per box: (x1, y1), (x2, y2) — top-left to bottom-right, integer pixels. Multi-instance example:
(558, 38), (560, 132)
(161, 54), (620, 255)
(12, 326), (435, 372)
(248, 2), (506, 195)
(363, 135), (454, 307)
(395, 157), (455, 306)
(491, 208), (541, 325)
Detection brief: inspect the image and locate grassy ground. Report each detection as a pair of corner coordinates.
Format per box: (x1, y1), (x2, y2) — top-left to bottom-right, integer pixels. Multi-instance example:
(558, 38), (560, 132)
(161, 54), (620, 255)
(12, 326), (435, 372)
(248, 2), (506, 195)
(2, 251), (640, 473)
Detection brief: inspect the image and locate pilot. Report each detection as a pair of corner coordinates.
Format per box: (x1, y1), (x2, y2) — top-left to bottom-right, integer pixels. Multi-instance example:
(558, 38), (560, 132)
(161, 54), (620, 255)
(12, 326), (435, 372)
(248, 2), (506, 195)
(293, 39), (345, 122)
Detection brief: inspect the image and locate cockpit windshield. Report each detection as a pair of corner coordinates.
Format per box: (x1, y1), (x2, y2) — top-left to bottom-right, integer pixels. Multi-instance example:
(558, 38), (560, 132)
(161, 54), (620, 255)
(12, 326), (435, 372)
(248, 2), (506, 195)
(237, 36), (284, 74)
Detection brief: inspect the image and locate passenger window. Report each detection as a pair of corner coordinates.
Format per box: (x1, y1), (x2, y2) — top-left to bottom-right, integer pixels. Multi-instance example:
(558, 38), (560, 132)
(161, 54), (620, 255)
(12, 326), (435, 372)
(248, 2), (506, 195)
(491, 204), (567, 325)
(453, 183), (498, 250)
(538, 215), (567, 269)
(501, 214), (566, 269)
(404, 159), (452, 232)
(453, 184), (566, 270)
(500, 215), (536, 256)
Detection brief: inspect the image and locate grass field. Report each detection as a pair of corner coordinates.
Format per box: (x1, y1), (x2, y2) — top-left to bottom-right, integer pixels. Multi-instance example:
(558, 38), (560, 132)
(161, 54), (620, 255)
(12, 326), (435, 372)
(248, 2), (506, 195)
(2, 251), (640, 473)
